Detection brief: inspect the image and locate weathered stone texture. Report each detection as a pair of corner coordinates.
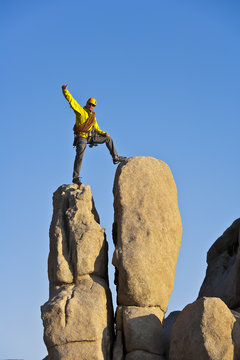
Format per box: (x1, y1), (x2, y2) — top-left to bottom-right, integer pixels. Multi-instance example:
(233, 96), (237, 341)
(122, 306), (164, 354)
(198, 218), (240, 309)
(42, 276), (112, 347)
(47, 342), (107, 360)
(114, 305), (164, 357)
(48, 184), (108, 295)
(112, 156), (182, 309)
(41, 184), (113, 360)
(112, 157), (182, 359)
(169, 297), (240, 360)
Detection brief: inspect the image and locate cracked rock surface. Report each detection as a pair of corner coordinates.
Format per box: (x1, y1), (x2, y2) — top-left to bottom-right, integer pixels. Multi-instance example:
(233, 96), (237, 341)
(41, 184), (113, 360)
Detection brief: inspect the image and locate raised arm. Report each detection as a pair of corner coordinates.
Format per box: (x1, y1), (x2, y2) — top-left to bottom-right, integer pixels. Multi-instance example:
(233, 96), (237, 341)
(62, 84), (84, 114)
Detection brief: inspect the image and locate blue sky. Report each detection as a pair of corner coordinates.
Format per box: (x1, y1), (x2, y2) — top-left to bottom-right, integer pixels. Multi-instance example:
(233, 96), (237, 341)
(1, 1), (240, 359)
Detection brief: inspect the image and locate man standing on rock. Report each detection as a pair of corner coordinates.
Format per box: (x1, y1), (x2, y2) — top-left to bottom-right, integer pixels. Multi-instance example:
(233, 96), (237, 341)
(62, 84), (126, 186)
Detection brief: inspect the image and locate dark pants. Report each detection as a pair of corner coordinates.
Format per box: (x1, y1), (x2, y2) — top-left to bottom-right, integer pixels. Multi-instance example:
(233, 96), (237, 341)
(73, 135), (118, 179)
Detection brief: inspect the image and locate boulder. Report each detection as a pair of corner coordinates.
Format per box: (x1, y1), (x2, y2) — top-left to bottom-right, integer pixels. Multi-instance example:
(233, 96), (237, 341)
(113, 305), (164, 357)
(41, 276), (112, 347)
(112, 157), (182, 359)
(198, 219), (240, 309)
(42, 275), (113, 360)
(122, 306), (164, 354)
(112, 156), (182, 309)
(169, 297), (240, 360)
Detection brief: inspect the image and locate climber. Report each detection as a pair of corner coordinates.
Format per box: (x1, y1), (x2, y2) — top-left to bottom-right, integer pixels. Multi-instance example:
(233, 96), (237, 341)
(62, 84), (126, 186)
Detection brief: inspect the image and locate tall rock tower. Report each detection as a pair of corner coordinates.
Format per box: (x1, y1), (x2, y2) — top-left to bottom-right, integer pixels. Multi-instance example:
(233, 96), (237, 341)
(112, 157), (182, 360)
(41, 184), (114, 360)
(41, 157), (182, 360)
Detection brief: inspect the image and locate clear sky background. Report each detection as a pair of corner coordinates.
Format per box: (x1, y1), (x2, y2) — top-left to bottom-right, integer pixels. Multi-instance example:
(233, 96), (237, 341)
(1, 1), (240, 359)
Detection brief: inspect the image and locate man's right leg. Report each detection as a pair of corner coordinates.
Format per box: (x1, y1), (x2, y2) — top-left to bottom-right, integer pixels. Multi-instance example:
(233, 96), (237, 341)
(72, 139), (87, 184)
(93, 134), (126, 164)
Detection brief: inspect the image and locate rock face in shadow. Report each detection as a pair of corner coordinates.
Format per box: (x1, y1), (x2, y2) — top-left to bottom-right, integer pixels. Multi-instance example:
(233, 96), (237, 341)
(41, 184), (114, 360)
(169, 297), (240, 360)
(198, 218), (240, 309)
(112, 157), (182, 359)
(167, 219), (240, 359)
(162, 311), (180, 359)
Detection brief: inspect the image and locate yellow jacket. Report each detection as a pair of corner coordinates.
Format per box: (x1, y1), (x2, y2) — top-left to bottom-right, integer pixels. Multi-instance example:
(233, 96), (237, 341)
(62, 88), (106, 138)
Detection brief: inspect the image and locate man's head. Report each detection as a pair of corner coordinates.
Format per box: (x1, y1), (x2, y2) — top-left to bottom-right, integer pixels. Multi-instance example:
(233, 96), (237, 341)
(86, 97), (97, 111)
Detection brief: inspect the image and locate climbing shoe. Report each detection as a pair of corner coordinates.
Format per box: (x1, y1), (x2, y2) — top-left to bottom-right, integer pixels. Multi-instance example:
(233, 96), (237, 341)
(113, 156), (127, 164)
(72, 178), (82, 186)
